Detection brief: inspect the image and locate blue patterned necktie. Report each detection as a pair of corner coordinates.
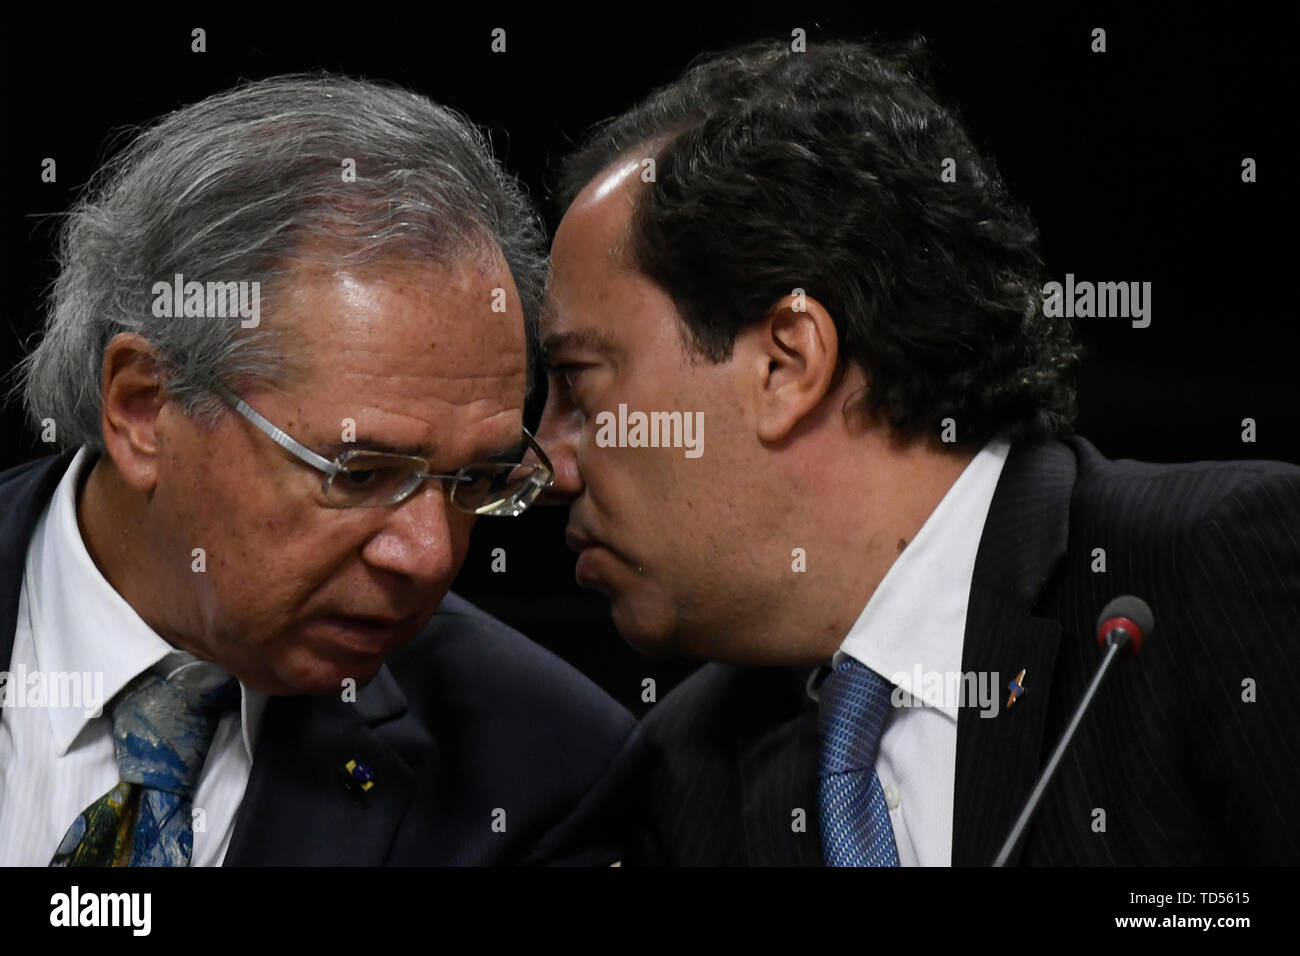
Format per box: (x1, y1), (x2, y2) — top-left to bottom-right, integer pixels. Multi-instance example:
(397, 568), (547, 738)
(817, 657), (900, 867)
(50, 666), (239, 867)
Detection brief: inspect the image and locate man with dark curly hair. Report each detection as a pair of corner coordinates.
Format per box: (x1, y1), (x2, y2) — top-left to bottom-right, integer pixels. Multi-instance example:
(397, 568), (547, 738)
(535, 38), (1300, 865)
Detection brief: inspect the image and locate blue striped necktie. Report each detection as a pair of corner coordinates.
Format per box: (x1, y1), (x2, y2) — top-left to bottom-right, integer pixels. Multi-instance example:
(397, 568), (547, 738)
(817, 657), (900, 866)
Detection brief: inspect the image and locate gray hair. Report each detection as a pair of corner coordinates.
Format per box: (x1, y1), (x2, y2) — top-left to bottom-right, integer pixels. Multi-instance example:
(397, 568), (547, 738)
(15, 73), (547, 452)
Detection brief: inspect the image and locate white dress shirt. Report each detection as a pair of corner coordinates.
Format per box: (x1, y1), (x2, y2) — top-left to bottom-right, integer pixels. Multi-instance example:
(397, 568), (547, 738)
(0, 446), (267, 865)
(832, 439), (1009, 866)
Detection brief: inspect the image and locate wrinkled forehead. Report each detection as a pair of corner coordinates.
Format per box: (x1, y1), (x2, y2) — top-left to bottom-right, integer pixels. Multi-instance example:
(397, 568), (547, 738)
(245, 251), (527, 455)
(272, 250), (525, 368)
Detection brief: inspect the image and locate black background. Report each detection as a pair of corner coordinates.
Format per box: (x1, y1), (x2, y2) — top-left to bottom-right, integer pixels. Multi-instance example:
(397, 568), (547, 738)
(2, 4), (1296, 716)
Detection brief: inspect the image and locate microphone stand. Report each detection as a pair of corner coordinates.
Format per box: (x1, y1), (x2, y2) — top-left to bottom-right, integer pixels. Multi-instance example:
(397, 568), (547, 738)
(991, 632), (1130, 867)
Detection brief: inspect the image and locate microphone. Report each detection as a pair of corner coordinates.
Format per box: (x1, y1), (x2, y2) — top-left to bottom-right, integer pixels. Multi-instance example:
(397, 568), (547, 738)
(991, 595), (1154, 866)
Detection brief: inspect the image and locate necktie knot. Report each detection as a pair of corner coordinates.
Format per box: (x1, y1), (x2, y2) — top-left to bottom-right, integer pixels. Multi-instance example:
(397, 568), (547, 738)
(817, 658), (894, 776)
(110, 669), (240, 797)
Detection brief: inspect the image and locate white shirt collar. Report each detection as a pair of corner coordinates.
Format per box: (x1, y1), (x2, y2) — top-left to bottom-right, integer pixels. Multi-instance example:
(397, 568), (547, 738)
(23, 446), (266, 758)
(834, 440), (1010, 721)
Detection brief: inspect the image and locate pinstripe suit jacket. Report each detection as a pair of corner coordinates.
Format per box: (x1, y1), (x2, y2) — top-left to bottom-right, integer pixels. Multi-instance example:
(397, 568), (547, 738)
(630, 436), (1300, 865)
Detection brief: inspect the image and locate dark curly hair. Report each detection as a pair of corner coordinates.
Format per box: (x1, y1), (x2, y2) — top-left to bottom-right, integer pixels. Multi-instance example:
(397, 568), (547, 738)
(556, 37), (1079, 449)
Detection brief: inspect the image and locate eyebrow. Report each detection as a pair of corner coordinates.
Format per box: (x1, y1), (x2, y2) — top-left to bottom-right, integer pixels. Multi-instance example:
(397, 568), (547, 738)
(540, 328), (619, 362)
(315, 435), (527, 464)
(316, 438), (432, 459)
(483, 436), (528, 462)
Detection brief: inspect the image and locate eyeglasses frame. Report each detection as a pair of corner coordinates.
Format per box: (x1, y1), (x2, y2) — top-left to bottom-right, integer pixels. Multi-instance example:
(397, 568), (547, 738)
(209, 382), (553, 513)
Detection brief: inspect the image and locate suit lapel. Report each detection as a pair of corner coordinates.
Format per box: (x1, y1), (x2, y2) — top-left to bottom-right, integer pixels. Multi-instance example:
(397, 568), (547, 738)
(951, 441), (1076, 866)
(0, 448), (80, 669)
(223, 664), (429, 865)
(737, 670), (823, 866)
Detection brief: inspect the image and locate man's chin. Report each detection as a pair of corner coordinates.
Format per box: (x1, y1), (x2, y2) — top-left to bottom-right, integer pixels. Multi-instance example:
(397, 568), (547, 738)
(577, 568), (707, 659)
(267, 650), (388, 696)
(282, 658), (382, 697)
(267, 616), (423, 694)
(609, 599), (688, 660)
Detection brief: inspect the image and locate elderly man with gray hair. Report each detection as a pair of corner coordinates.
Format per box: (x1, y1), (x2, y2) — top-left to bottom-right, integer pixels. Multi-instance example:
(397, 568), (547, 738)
(0, 75), (640, 866)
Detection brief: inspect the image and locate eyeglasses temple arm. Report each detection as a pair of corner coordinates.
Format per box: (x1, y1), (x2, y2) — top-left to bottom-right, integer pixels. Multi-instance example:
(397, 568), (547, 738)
(212, 383), (339, 475)
(524, 427), (556, 487)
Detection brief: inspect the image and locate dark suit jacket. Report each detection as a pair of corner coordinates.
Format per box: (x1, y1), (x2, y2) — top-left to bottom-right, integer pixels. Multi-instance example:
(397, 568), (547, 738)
(0, 448), (642, 865)
(632, 436), (1300, 865)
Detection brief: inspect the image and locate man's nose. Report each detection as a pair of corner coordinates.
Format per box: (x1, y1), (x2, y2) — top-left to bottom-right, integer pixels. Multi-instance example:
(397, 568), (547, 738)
(360, 481), (461, 584)
(534, 403), (584, 505)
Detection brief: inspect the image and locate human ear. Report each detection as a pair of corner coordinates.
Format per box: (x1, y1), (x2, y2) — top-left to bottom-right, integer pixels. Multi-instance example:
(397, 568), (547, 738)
(99, 332), (167, 493)
(742, 293), (840, 444)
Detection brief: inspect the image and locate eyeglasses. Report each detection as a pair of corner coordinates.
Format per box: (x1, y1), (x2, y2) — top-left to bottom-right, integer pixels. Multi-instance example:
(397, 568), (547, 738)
(210, 383), (553, 516)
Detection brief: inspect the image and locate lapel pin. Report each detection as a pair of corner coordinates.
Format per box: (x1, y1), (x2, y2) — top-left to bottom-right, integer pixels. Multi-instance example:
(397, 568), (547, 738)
(340, 758), (375, 795)
(1006, 669), (1027, 710)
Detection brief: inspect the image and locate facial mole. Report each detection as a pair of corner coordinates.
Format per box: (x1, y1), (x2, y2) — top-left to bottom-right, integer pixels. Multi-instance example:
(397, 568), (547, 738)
(897, 538), (908, 553)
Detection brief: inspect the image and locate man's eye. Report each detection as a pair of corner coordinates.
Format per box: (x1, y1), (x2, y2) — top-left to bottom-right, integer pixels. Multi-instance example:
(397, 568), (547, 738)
(550, 364), (586, 390)
(341, 466), (408, 488)
(340, 469), (380, 487)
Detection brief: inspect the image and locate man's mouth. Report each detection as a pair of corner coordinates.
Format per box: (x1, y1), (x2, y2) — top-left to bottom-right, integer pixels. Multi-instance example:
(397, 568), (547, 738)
(312, 613), (415, 654)
(566, 527), (632, 592)
(565, 528), (595, 553)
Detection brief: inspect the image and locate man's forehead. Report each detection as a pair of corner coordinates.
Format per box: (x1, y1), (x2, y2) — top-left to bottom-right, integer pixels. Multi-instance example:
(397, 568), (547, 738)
(544, 213), (640, 345)
(576, 155), (645, 208)
(310, 410), (526, 464)
(255, 250), (526, 456)
(277, 250), (524, 361)
(554, 158), (648, 269)
(282, 254), (513, 322)
(539, 250), (631, 358)
(272, 386), (524, 465)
